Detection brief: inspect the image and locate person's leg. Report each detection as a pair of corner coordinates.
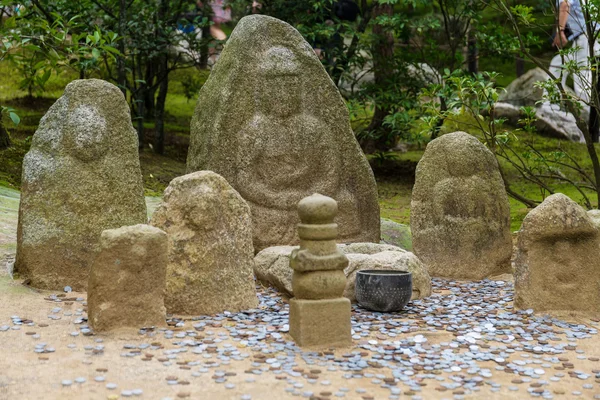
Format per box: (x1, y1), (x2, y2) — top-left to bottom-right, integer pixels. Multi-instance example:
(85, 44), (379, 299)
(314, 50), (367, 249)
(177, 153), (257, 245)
(574, 35), (591, 102)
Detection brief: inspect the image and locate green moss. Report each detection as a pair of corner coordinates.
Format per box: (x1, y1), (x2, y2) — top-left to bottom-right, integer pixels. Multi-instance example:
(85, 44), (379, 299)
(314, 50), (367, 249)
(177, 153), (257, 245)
(0, 137), (30, 188)
(139, 149), (187, 196)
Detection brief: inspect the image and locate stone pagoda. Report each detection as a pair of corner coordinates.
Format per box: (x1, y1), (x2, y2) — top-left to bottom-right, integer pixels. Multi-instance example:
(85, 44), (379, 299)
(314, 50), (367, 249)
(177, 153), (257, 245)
(289, 193), (351, 347)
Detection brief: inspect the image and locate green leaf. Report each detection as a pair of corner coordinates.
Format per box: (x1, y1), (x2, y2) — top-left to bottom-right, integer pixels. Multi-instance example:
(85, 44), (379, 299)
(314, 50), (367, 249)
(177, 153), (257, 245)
(40, 69), (52, 84)
(8, 112), (20, 126)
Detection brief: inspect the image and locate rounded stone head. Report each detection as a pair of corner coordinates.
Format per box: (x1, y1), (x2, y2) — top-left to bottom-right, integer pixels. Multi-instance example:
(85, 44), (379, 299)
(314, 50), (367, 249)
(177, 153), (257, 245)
(297, 193), (338, 224)
(258, 46), (301, 118)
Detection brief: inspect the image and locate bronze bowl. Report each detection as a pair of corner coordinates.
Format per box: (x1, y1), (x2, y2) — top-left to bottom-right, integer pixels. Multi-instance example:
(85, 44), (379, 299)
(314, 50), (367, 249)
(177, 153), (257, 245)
(355, 270), (412, 312)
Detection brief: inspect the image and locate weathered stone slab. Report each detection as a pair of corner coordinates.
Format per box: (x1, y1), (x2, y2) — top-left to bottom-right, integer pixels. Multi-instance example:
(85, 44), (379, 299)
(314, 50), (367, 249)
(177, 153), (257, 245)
(254, 243), (431, 301)
(15, 79), (147, 290)
(514, 193), (600, 313)
(88, 224), (167, 332)
(411, 132), (512, 279)
(187, 15), (380, 252)
(151, 171), (258, 315)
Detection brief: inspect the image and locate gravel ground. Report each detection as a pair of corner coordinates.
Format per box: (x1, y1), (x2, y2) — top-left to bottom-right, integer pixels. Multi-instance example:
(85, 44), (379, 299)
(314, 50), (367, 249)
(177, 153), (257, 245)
(2, 190), (600, 399)
(0, 274), (599, 400)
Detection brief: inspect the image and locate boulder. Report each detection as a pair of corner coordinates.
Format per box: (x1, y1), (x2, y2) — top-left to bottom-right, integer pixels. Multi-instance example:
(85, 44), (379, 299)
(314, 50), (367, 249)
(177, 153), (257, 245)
(514, 194), (600, 313)
(151, 171), (258, 315)
(492, 102), (522, 126)
(411, 132), (512, 279)
(15, 79), (147, 290)
(495, 66), (585, 142)
(87, 224), (167, 332)
(407, 63), (443, 86)
(186, 15), (380, 252)
(493, 102), (584, 142)
(254, 243), (431, 301)
(499, 67), (548, 107)
(587, 209), (600, 228)
(534, 102), (584, 142)
(380, 218), (412, 250)
(254, 245), (296, 295)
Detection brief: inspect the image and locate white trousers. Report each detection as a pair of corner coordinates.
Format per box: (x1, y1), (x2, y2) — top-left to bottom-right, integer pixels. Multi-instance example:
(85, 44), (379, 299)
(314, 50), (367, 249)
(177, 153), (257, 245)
(549, 35), (600, 103)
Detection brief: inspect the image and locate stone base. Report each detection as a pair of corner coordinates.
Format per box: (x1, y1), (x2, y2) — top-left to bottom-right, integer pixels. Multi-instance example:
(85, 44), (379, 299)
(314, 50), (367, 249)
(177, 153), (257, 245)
(289, 297), (351, 348)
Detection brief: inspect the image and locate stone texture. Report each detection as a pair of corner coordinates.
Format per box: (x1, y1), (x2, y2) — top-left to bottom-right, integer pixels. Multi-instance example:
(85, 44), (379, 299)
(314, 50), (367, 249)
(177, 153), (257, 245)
(493, 102), (584, 142)
(380, 218), (412, 250)
(254, 243), (431, 301)
(289, 298), (352, 348)
(411, 131), (512, 280)
(499, 67), (548, 107)
(587, 209), (600, 228)
(186, 15), (380, 252)
(494, 67), (584, 142)
(87, 224), (167, 332)
(15, 79), (147, 291)
(533, 102), (584, 142)
(151, 171), (258, 315)
(289, 194), (351, 348)
(514, 193), (600, 313)
(254, 246), (296, 295)
(407, 63), (443, 86)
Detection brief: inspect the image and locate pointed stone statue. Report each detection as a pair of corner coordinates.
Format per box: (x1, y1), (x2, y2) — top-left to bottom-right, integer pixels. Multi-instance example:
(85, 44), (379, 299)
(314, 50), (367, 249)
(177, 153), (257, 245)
(187, 15), (380, 253)
(289, 194), (351, 348)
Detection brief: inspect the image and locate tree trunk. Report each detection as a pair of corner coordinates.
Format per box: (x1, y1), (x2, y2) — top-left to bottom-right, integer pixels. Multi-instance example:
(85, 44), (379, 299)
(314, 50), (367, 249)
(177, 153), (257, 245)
(0, 113), (11, 150)
(199, 24), (211, 69)
(117, 0), (127, 95)
(362, 3), (394, 153)
(154, 56), (169, 155)
(590, 56), (600, 143)
(135, 54), (145, 150)
(467, 27), (478, 74)
(516, 54), (525, 77)
(144, 61), (157, 118)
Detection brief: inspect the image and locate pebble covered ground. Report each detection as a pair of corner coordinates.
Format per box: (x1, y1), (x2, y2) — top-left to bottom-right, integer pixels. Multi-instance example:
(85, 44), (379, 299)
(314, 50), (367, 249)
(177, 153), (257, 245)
(1, 276), (600, 400)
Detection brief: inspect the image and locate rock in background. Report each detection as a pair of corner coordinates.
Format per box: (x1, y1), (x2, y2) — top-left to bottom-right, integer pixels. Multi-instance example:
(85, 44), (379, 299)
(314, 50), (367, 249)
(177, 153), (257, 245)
(15, 79), (147, 290)
(151, 171), (258, 315)
(499, 68), (548, 107)
(186, 15), (380, 252)
(411, 132), (512, 280)
(494, 68), (584, 142)
(254, 243), (431, 301)
(380, 218), (412, 250)
(88, 224), (167, 332)
(514, 193), (600, 313)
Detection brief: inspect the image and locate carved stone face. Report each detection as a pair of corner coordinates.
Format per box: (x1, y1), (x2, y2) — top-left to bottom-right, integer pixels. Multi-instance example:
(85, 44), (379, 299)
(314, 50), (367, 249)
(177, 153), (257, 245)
(64, 104), (108, 162)
(258, 46), (302, 119)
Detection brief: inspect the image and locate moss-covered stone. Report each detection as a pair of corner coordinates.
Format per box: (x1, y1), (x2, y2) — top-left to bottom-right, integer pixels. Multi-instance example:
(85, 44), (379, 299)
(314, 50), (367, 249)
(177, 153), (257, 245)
(411, 131), (512, 280)
(380, 218), (412, 250)
(187, 15), (380, 252)
(515, 194), (600, 313)
(14, 79), (147, 290)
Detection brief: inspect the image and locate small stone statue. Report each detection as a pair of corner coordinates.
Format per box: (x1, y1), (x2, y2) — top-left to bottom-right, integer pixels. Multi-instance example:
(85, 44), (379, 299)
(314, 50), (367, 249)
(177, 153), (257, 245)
(289, 193), (351, 347)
